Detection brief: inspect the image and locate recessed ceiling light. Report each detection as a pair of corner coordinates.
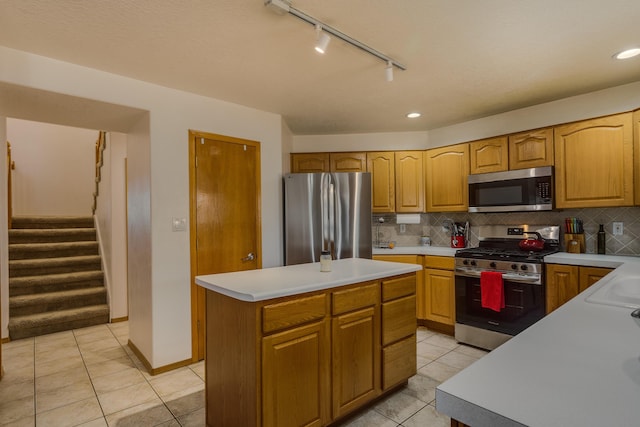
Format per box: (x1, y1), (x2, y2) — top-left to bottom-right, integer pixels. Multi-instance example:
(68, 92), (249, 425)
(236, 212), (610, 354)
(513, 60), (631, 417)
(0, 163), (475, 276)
(406, 112), (421, 119)
(614, 48), (640, 60)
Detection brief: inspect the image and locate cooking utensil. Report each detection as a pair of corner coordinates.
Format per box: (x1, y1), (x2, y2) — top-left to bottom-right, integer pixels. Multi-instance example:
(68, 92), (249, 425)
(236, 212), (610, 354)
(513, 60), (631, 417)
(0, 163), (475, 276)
(519, 231), (545, 251)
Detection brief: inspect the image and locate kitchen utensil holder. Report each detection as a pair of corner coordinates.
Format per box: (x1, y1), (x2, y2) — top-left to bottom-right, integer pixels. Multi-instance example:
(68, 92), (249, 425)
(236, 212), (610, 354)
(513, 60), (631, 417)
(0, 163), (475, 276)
(564, 233), (585, 253)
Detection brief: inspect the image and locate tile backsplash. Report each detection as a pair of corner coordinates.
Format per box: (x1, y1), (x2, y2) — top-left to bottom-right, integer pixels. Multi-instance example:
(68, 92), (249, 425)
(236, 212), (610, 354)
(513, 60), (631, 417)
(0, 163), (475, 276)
(373, 207), (640, 256)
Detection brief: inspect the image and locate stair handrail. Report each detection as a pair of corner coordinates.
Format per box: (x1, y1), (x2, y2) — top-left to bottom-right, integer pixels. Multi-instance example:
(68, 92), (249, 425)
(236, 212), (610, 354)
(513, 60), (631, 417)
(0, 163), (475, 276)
(7, 141), (14, 229)
(92, 131), (107, 214)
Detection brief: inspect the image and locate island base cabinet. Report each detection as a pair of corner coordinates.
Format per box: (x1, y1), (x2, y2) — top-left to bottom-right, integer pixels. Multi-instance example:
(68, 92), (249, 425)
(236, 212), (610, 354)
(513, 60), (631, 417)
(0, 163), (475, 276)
(382, 334), (417, 389)
(263, 320), (331, 427)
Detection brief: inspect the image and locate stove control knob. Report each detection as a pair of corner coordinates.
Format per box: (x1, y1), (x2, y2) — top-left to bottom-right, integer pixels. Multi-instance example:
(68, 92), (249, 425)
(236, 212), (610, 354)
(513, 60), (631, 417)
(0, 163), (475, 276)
(489, 262), (497, 268)
(520, 265), (528, 271)
(511, 264), (518, 270)
(463, 259), (469, 265)
(470, 260), (477, 266)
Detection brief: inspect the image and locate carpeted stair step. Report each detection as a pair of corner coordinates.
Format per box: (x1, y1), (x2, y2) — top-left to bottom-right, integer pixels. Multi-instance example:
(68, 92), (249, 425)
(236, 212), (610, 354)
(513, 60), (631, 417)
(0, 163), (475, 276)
(9, 271), (105, 296)
(9, 228), (97, 244)
(9, 255), (102, 278)
(8, 305), (110, 340)
(9, 241), (99, 260)
(11, 216), (94, 229)
(9, 287), (107, 317)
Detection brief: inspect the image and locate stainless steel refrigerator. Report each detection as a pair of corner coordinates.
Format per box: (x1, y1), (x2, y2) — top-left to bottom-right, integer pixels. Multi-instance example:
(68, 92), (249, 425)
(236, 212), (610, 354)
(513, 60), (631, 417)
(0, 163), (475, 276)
(283, 172), (372, 265)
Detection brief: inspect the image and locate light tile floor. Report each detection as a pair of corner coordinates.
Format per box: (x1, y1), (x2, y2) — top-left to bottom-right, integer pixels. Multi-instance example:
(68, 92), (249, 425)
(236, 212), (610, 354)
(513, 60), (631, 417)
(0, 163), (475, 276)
(0, 323), (487, 426)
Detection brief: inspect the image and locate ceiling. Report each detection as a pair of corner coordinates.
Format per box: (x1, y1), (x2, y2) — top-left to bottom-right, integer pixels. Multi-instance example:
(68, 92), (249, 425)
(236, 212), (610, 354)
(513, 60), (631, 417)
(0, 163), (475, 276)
(1, 0), (640, 135)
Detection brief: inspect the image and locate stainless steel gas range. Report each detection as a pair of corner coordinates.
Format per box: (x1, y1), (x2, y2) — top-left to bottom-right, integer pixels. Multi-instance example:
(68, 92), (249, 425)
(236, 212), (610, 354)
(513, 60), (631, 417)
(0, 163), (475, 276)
(454, 225), (560, 350)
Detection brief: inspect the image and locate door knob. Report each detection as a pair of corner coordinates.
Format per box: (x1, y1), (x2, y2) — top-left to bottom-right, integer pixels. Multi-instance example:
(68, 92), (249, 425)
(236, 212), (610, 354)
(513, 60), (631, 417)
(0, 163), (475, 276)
(242, 252), (255, 262)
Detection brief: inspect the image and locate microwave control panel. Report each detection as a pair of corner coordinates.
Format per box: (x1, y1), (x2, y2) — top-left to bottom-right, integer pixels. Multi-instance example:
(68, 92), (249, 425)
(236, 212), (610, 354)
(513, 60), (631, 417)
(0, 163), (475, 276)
(535, 180), (552, 202)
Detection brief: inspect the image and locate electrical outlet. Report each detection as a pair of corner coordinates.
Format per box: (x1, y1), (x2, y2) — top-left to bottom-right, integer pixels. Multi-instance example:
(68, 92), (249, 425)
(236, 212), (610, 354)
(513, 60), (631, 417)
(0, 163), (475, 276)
(612, 222), (624, 236)
(400, 224), (406, 233)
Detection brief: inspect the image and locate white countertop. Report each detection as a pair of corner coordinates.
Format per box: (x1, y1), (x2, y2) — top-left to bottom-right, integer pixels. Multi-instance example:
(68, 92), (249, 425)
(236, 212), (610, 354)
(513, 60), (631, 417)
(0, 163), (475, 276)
(195, 257), (421, 302)
(373, 245), (458, 257)
(436, 254), (640, 426)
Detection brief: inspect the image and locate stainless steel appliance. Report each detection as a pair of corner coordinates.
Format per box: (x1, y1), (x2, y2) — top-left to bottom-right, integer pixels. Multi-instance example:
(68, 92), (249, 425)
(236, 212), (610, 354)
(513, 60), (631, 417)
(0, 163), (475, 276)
(468, 166), (553, 213)
(454, 225), (559, 350)
(283, 172), (372, 265)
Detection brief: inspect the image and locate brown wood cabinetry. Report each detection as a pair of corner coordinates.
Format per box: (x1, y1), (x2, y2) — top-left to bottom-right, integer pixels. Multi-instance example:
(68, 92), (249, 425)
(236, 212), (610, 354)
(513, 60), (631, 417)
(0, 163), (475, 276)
(373, 255), (424, 320)
(330, 152), (367, 172)
(204, 273), (416, 427)
(367, 152), (395, 213)
(291, 152), (330, 173)
(423, 256), (456, 327)
(508, 127), (554, 169)
(554, 113), (634, 208)
(634, 109), (640, 204)
(425, 144), (470, 212)
(546, 264), (612, 313)
(395, 151), (424, 212)
(469, 136), (508, 174)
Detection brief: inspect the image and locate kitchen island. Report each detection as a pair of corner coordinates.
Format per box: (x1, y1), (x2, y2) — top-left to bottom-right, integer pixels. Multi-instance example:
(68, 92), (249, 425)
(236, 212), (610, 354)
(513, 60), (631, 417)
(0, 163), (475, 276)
(436, 253), (640, 426)
(196, 258), (421, 427)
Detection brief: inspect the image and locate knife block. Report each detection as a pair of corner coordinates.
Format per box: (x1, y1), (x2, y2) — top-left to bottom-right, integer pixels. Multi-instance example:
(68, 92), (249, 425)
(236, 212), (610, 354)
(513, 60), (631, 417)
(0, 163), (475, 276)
(564, 233), (585, 253)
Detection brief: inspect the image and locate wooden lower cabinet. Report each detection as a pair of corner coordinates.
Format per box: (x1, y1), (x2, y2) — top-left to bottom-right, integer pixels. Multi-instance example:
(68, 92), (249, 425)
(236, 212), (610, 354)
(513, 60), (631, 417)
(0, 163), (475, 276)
(546, 264), (613, 313)
(424, 256), (456, 327)
(205, 274), (416, 427)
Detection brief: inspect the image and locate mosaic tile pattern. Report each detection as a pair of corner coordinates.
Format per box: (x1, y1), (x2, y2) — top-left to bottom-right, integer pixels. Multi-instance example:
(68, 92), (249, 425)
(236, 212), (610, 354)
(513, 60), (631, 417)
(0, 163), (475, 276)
(374, 206), (640, 255)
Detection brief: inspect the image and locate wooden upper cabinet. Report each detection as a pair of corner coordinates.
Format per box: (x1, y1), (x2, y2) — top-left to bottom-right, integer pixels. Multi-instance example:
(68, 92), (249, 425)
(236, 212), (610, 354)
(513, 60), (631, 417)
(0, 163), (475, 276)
(366, 152), (395, 213)
(330, 152), (366, 172)
(554, 113), (634, 209)
(508, 128), (554, 170)
(395, 151), (424, 212)
(425, 144), (470, 212)
(291, 153), (330, 173)
(469, 137), (508, 174)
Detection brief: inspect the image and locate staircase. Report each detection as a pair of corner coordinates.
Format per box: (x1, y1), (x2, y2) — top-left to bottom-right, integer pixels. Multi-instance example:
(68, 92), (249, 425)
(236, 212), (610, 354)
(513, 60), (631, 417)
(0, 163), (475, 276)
(8, 216), (110, 340)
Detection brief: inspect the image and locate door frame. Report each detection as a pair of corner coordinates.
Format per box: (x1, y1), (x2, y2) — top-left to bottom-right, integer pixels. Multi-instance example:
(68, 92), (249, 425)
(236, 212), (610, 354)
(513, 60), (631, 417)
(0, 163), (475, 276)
(188, 130), (262, 361)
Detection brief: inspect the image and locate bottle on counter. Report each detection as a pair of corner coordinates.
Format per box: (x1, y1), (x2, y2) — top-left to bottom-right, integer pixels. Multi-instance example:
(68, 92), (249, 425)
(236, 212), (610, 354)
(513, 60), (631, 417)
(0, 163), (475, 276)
(597, 224), (606, 254)
(320, 250), (332, 272)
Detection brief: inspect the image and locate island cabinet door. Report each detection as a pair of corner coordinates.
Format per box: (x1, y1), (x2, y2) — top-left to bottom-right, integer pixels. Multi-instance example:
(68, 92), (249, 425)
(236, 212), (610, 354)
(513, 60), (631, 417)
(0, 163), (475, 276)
(262, 320), (331, 427)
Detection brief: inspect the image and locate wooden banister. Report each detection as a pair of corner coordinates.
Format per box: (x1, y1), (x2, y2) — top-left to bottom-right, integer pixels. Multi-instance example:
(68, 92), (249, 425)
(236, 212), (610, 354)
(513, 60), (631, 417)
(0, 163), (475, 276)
(7, 141), (13, 229)
(92, 132), (107, 214)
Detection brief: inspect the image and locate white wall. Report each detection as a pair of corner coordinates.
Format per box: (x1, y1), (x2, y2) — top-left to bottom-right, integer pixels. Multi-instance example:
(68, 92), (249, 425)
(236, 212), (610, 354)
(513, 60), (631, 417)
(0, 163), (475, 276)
(293, 130), (429, 153)
(7, 119), (97, 216)
(0, 46), (284, 367)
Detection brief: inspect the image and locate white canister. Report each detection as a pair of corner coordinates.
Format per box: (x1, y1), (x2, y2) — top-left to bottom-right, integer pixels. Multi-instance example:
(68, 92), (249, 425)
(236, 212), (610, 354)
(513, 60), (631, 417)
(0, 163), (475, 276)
(320, 251), (332, 272)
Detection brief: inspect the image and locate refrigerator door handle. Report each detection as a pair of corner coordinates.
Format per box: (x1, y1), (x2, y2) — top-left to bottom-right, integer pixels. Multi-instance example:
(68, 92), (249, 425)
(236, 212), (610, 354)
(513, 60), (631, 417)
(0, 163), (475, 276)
(321, 173), (331, 254)
(328, 179), (336, 258)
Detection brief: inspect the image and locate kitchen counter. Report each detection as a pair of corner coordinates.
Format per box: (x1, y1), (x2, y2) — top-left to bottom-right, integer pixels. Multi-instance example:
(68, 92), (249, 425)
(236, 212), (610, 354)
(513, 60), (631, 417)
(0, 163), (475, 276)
(195, 257), (422, 302)
(436, 254), (640, 426)
(373, 245), (459, 257)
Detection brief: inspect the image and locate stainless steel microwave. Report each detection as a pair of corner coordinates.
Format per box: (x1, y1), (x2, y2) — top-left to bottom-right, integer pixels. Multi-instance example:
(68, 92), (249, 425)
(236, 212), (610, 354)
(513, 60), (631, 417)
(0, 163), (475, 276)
(468, 166), (553, 213)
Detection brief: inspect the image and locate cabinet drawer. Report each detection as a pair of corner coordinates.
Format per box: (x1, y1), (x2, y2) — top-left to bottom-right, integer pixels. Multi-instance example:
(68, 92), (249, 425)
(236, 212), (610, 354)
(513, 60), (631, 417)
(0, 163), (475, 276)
(424, 256), (454, 270)
(382, 334), (416, 390)
(263, 294), (327, 334)
(381, 274), (416, 302)
(332, 282), (379, 315)
(382, 295), (416, 346)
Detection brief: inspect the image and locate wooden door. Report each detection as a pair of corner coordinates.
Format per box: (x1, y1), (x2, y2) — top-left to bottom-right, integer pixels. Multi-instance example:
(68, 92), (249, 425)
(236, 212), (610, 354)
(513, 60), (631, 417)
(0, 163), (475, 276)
(634, 109), (640, 205)
(330, 152), (366, 172)
(262, 320), (331, 427)
(545, 264), (578, 313)
(395, 151), (424, 212)
(554, 113), (633, 208)
(424, 268), (455, 325)
(469, 137), (508, 174)
(291, 153), (329, 173)
(366, 152), (395, 213)
(425, 144), (470, 212)
(578, 267), (613, 293)
(508, 128), (554, 170)
(189, 131), (261, 361)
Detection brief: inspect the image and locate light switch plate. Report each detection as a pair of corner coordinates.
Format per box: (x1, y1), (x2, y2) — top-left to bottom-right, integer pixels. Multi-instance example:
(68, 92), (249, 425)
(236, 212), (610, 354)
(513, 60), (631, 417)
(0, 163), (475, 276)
(172, 217), (187, 232)
(612, 222), (623, 236)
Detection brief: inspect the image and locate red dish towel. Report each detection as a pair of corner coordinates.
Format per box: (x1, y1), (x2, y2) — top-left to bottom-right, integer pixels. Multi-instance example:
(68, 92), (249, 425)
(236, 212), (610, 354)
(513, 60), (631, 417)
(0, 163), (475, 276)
(480, 271), (505, 312)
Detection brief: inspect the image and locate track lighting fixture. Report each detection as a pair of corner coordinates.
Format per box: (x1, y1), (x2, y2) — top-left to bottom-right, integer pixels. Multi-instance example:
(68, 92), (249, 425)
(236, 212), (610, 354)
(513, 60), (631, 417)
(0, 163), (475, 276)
(385, 61), (393, 82)
(314, 24), (331, 54)
(265, 0), (406, 79)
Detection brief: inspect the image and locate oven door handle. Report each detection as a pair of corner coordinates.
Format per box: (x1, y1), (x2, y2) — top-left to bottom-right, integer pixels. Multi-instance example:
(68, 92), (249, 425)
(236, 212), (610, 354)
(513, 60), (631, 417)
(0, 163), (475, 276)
(455, 269), (542, 285)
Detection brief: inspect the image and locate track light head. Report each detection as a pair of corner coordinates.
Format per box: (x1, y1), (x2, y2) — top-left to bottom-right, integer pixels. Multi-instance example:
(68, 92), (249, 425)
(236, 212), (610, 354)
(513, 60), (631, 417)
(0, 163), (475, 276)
(385, 61), (394, 82)
(314, 24), (331, 54)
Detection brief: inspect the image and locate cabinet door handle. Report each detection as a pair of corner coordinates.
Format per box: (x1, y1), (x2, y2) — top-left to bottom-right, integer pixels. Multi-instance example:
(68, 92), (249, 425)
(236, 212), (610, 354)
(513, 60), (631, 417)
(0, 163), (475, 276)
(242, 252), (255, 262)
